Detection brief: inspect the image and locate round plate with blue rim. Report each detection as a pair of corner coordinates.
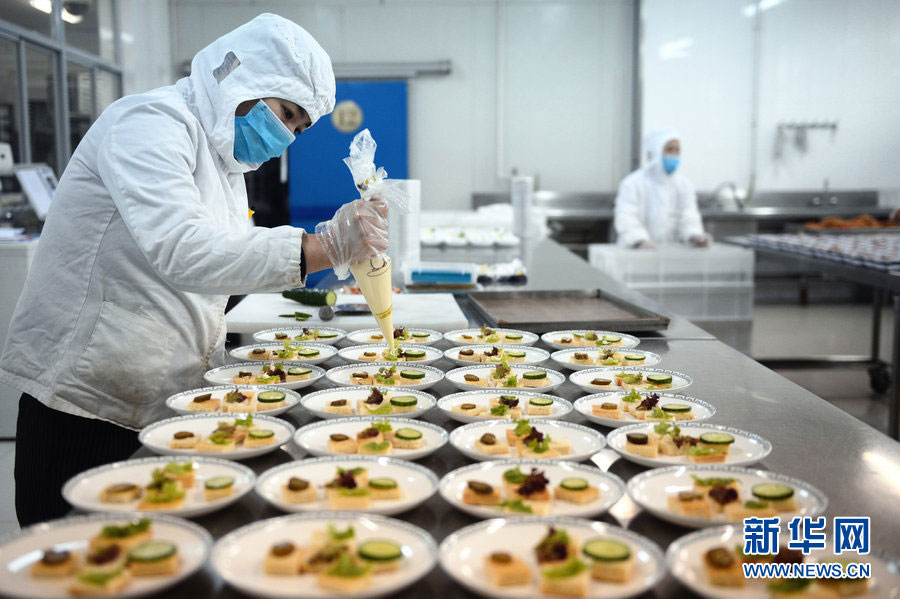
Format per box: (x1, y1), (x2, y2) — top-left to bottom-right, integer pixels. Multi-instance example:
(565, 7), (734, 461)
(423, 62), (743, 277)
(325, 362), (444, 391)
(139, 413), (295, 460)
(204, 362), (326, 390)
(437, 389), (573, 423)
(212, 512), (438, 599)
(439, 516), (665, 599)
(0, 512), (212, 599)
(252, 326), (347, 345)
(443, 328), (539, 347)
(569, 367), (693, 395)
(165, 384), (302, 417)
(444, 344), (550, 367)
(540, 330), (640, 351)
(338, 343), (444, 366)
(228, 342), (337, 366)
(439, 459), (625, 519)
(63, 455), (255, 518)
(627, 464), (828, 529)
(254, 455), (439, 516)
(345, 328), (443, 346)
(574, 392), (715, 428)
(607, 423), (772, 468)
(293, 416), (448, 461)
(449, 419), (605, 462)
(445, 364), (566, 393)
(300, 386), (436, 420)
(551, 348), (661, 371)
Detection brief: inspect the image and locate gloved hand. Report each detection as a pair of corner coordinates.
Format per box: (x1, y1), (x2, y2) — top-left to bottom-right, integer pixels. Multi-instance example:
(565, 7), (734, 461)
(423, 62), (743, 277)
(315, 199), (388, 279)
(633, 239), (657, 250)
(689, 233), (713, 248)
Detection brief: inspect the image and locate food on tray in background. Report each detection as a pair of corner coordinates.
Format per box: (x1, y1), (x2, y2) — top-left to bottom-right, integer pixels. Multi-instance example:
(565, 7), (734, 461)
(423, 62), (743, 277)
(804, 214), (897, 230)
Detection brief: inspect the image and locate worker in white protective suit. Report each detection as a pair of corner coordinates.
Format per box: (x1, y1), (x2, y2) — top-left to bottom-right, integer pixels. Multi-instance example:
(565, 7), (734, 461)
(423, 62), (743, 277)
(0, 14), (385, 526)
(613, 128), (711, 249)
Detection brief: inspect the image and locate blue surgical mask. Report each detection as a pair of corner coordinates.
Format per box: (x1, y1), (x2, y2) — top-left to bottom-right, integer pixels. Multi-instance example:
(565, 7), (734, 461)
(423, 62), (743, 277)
(233, 100), (295, 163)
(662, 155), (680, 175)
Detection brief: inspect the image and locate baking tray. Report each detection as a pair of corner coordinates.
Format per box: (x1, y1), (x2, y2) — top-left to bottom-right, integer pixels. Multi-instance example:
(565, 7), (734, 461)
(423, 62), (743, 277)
(464, 289), (670, 333)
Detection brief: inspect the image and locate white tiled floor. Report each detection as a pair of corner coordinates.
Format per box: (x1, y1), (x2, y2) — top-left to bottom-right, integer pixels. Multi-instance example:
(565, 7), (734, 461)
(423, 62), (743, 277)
(0, 303), (893, 537)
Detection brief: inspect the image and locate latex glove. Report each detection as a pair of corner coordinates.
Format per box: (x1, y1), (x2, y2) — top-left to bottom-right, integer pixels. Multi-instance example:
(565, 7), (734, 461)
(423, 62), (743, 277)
(315, 199), (388, 279)
(689, 233), (713, 248)
(633, 239), (657, 250)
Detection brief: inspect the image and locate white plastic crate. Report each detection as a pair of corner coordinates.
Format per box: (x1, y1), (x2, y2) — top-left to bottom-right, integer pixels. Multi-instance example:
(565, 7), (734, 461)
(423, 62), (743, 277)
(588, 244), (754, 285)
(630, 282), (754, 321)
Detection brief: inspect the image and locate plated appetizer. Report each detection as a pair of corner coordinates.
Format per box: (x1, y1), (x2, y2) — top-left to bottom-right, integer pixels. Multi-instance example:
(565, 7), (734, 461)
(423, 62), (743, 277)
(204, 362), (325, 390)
(541, 330), (640, 351)
(550, 348), (661, 371)
(346, 327), (442, 346)
(439, 390), (572, 423)
(338, 344), (442, 366)
(450, 420), (605, 463)
(574, 391), (715, 428)
(325, 363), (443, 391)
(609, 422), (772, 468)
(166, 385), (301, 416)
(627, 465), (827, 529)
(230, 341), (336, 365)
(448, 344), (547, 366)
(253, 326), (347, 346)
(569, 368), (692, 394)
(211, 513), (437, 599)
(441, 460), (625, 519)
(446, 362), (565, 393)
(301, 387), (436, 420)
(439, 517), (664, 599)
(294, 417), (448, 461)
(139, 413), (294, 460)
(446, 326), (538, 346)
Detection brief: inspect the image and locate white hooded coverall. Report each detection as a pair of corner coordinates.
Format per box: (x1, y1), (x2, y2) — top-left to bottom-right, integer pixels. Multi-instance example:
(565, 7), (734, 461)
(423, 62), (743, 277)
(0, 14), (336, 428)
(613, 128), (705, 248)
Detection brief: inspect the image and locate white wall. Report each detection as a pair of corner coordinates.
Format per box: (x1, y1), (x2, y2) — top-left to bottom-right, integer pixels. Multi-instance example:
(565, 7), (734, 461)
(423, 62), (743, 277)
(169, 0), (634, 210)
(119, 0), (174, 95)
(642, 0), (900, 194)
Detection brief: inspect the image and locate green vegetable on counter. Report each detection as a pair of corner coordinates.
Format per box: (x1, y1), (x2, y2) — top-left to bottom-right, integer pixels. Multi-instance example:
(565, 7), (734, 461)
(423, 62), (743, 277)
(282, 288), (337, 306)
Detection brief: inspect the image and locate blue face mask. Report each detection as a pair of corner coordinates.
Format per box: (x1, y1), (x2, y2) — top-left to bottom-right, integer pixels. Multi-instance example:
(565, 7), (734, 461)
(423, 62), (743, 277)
(662, 155), (680, 175)
(233, 100), (296, 163)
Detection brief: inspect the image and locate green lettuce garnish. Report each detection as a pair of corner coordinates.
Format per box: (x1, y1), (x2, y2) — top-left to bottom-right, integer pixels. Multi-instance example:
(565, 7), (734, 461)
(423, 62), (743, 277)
(499, 498), (532, 513)
(328, 524), (355, 541)
(327, 552), (371, 577)
(101, 518), (150, 538)
(542, 557), (587, 579)
(372, 419), (393, 432)
(513, 419), (532, 436)
(490, 404), (510, 416)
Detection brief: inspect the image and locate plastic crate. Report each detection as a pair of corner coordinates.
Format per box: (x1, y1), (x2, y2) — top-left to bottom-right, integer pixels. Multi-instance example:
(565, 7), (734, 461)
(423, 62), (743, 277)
(588, 244), (754, 285)
(630, 282), (754, 321)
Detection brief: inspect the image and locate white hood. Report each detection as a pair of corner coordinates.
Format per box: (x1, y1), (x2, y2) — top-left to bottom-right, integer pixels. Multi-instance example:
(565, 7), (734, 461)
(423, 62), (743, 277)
(641, 127), (679, 179)
(177, 13), (336, 173)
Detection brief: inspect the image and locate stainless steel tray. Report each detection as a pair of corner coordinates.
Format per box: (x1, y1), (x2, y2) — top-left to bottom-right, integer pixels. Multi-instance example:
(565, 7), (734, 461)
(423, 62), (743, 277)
(464, 289), (670, 333)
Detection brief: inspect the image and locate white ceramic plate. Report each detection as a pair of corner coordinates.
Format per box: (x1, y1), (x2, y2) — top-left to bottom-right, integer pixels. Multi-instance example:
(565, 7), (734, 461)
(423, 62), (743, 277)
(338, 343), (443, 366)
(0, 512), (211, 599)
(254, 455), (439, 515)
(325, 363), (444, 391)
(574, 392), (715, 428)
(607, 424), (772, 468)
(300, 387), (436, 420)
(165, 384), (302, 417)
(252, 326), (347, 345)
(437, 389), (573, 423)
(439, 516), (665, 599)
(346, 328), (443, 346)
(449, 420), (605, 463)
(439, 459), (625, 519)
(541, 330), (640, 351)
(444, 344), (550, 367)
(204, 362), (326, 390)
(444, 328), (539, 347)
(229, 342), (337, 366)
(139, 413), (295, 460)
(211, 512), (437, 599)
(569, 367), (693, 394)
(551, 348), (661, 371)
(445, 364), (565, 393)
(627, 464), (828, 529)
(293, 417), (448, 461)
(667, 524), (900, 599)
(63, 456), (255, 518)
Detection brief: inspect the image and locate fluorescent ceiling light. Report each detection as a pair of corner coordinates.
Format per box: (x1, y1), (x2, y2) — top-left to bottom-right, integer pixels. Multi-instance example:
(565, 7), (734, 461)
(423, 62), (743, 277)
(29, 0), (84, 24)
(658, 37), (694, 61)
(743, 0), (788, 18)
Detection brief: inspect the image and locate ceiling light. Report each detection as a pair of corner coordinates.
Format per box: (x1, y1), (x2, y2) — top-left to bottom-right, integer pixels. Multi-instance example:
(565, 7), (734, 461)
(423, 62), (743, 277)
(29, 0), (84, 25)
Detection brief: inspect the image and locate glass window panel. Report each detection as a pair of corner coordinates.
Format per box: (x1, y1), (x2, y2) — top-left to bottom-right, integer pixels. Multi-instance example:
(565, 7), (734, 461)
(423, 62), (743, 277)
(66, 61), (92, 153)
(0, 38), (22, 162)
(64, 0), (115, 61)
(0, 0), (53, 39)
(95, 69), (118, 114)
(25, 45), (57, 173)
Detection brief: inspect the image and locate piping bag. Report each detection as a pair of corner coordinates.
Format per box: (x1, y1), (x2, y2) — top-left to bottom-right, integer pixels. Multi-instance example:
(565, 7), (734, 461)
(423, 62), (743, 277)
(342, 129), (409, 352)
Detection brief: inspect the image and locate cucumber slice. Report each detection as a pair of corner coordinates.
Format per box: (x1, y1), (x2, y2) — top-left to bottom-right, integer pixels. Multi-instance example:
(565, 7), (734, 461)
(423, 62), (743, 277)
(257, 390), (286, 403)
(205, 476), (235, 490)
(317, 332), (338, 339)
(505, 333), (523, 340)
(394, 428), (422, 441)
(506, 351), (526, 358)
(248, 429), (274, 439)
(647, 374), (673, 385)
(358, 540), (402, 562)
(297, 349), (320, 358)
(529, 397), (553, 407)
(281, 288), (337, 306)
(411, 332), (430, 338)
(368, 477), (398, 490)
(603, 336), (622, 343)
(522, 370), (547, 380)
(699, 432), (735, 445)
(128, 541), (176, 563)
(661, 403), (691, 413)
(390, 396), (418, 407)
(583, 538), (631, 562)
(560, 477), (588, 491)
(403, 349), (426, 358)
(624, 354), (645, 361)
(399, 369), (425, 380)
(752, 483), (794, 501)
(287, 367), (312, 376)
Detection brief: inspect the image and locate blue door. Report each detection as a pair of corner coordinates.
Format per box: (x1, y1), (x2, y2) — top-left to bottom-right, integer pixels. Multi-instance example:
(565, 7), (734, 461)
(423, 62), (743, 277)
(288, 80), (408, 286)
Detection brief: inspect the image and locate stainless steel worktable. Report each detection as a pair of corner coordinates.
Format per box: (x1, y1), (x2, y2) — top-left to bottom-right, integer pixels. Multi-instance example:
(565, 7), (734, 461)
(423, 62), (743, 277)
(116, 239), (900, 598)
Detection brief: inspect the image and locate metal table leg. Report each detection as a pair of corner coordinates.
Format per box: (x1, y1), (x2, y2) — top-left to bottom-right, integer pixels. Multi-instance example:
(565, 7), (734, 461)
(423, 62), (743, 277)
(891, 294), (900, 440)
(871, 289), (883, 362)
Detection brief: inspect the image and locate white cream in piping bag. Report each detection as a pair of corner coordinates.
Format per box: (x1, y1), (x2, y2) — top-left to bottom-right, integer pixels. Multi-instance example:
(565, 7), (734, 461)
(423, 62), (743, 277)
(349, 254), (395, 352)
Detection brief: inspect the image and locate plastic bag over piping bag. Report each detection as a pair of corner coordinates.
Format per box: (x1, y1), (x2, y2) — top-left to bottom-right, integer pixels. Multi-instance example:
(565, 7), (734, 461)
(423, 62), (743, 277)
(343, 128), (410, 212)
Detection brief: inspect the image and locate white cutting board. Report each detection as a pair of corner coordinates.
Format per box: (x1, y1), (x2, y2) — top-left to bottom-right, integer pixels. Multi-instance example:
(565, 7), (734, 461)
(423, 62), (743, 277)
(225, 292), (468, 334)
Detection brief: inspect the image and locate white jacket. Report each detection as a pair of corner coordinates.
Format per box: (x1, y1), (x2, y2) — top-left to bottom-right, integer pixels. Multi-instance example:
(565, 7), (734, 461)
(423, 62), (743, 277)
(0, 14), (335, 428)
(613, 128), (705, 247)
